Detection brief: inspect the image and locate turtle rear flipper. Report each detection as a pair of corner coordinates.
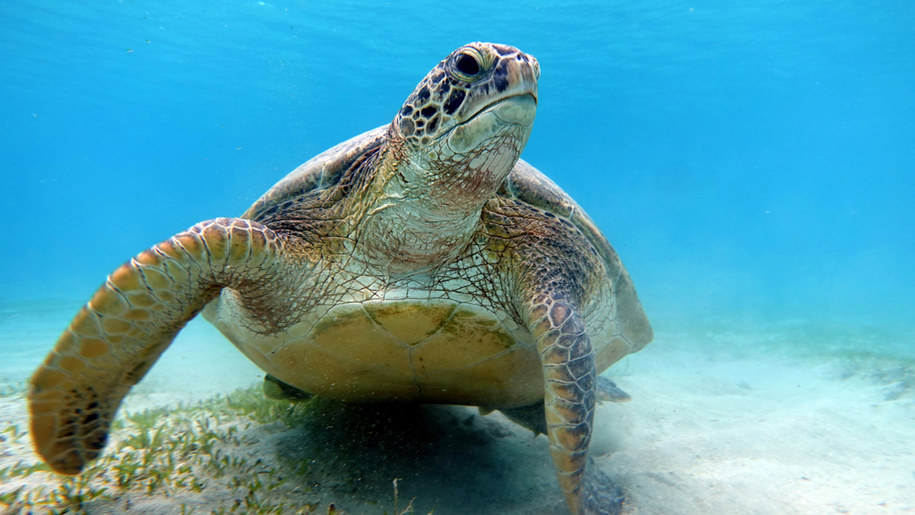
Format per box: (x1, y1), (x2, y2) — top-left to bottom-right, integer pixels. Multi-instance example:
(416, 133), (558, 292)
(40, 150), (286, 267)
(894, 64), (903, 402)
(28, 218), (287, 475)
(263, 374), (314, 401)
(498, 376), (629, 437)
(596, 376), (630, 403)
(495, 402), (548, 436)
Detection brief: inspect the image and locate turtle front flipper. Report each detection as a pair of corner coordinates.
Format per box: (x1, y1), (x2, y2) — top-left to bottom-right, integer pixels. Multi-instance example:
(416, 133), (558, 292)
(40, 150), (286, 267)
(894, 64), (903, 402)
(28, 217), (288, 475)
(528, 295), (622, 515)
(497, 375), (628, 438)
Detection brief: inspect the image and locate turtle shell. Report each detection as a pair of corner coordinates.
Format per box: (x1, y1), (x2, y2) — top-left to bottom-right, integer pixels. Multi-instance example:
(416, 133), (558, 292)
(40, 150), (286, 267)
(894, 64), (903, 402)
(240, 125), (652, 367)
(498, 160), (653, 367)
(242, 126), (389, 220)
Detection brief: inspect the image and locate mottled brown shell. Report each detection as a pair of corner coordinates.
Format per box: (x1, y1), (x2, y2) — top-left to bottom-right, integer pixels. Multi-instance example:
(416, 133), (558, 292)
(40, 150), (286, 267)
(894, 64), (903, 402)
(242, 127), (387, 220)
(240, 125), (652, 368)
(245, 125), (648, 307)
(29, 44), (646, 514)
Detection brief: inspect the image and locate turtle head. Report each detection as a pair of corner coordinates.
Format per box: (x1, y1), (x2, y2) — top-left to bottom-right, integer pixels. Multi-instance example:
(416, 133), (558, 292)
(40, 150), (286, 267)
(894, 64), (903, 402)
(357, 43), (539, 275)
(389, 42), (539, 210)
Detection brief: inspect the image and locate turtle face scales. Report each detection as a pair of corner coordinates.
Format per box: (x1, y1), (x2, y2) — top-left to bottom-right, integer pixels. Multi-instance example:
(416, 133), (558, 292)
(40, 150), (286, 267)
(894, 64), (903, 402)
(395, 43), (540, 142)
(358, 43), (540, 274)
(27, 41), (651, 515)
(393, 42), (540, 210)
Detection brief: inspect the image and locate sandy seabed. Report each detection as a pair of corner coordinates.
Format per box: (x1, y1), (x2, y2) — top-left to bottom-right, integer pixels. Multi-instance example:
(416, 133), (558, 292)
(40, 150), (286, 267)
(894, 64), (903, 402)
(1, 302), (913, 514)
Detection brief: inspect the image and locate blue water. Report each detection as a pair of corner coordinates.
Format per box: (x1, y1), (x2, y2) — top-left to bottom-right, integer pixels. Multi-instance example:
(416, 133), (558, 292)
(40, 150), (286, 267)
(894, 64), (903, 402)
(1, 2), (915, 513)
(1, 2), (913, 339)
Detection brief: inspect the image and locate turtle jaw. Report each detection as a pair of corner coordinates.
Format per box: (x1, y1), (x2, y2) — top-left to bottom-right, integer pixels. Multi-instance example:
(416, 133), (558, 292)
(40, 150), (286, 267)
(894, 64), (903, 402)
(491, 92), (538, 124)
(454, 90), (538, 128)
(352, 43), (539, 275)
(444, 93), (536, 157)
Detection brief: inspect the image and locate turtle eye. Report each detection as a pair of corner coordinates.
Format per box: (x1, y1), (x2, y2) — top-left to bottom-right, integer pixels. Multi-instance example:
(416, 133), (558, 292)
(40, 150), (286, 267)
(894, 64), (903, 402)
(455, 53), (480, 76)
(451, 50), (485, 81)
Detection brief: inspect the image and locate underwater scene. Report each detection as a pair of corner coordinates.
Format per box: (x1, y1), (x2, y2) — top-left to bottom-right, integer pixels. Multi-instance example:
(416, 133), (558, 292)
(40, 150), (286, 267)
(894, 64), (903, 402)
(1, 1), (913, 514)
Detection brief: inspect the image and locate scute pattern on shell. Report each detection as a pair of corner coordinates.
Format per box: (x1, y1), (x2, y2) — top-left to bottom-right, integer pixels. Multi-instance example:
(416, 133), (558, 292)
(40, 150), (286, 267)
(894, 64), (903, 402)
(28, 42), (651, 515)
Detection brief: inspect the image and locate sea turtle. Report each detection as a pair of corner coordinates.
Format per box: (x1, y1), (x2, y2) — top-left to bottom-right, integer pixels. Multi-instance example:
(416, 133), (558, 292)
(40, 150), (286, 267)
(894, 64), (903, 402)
(28, 42), (652, 514)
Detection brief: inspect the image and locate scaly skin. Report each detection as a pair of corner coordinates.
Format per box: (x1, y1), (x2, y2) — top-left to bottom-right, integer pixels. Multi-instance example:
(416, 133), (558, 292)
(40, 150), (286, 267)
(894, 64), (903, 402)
(484, 192), (627, 514)
(28, 43), (651, 515)
(29, 218), (285, 474)
(528, 297), (622, 514)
